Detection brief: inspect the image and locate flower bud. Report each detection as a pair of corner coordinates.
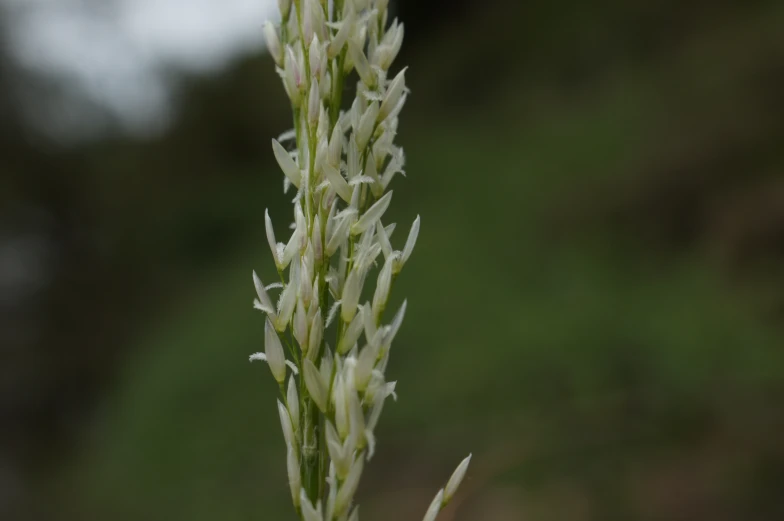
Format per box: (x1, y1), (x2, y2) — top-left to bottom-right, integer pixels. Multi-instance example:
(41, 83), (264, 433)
(308, 78), (321, 128)
(283, 46), (304, 105)
(326, 421), (351, 479)
(278, 0), (292, 18)
(272, 138), (302, 188)
(319, 344), (333, 384)
(383, 299), (406, 348)
(355, 343), (377, 391)
(312, 215), (323, 263)
(263, 22), (283, 66)
(379, 67), (407, 122)
(300, 251), (314, 306)
(287, 446), (301, 507)
(422, 489), (444, 521)
(264, 210), (281, 268)
(335, 456), (364, 517)
(338, 309), (364, 354)
(300, 489), (323, 521)
(385, 90), (407, 124)
(309, 35), (323, 79)
(366, 378), (395, 431)
(328, 6), (354, 58)
(376, 22), (404, 70)
(302, 0), (314, 45)
(277, 399), (295, 448)
(320, 71), (331, 99)
(308, 308), (324, 360)
(381, 147), (405, 189)
(365, 152), (383, 198)
(348, 38), (375, 88)
(280, 225), (300, 269)
(253, 271), (276, 316)
(356, 101), (379, 151)
(323, 162), (352, 203)
(328, 122), (343, 167)
(275, 281), (297, 332)
(295, 203), (308, 252)
(264, 318), (287, 383)
(314, 136), (328, 175)
(327, 210), (353, 256)
(347, 135), (361, 182)
(444, 454), (472, 504)
(375, 221), (393, 259)
(395, 215), (420, 273)
(341, 268), (362, 323)
(372, 256), (394, 319)
(352, 191), (392, 235)
(294, 298), (309, 350)
(333, 374), (349, 439)
(304, 358), (328, 412)
(348, 387), (365, 446)
(287, 375), (300, 431)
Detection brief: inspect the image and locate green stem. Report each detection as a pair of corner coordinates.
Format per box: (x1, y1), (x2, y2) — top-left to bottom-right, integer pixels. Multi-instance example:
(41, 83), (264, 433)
(301, 397), (321, 503)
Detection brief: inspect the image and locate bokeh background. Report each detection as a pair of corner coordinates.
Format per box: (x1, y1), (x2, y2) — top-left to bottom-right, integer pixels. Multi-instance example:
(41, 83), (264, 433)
(2, 0), (784, 520)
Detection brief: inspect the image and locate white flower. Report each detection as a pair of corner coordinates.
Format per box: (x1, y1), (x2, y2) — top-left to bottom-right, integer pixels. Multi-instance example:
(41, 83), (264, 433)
(276, 280), (297, 332)
(394, 215), (420, 274)
(335, 455), (364, 517)
(308, 308), (324, 360)
(323, 161), (352, 203)
(277, 399), (295, 448)
(287, 446), (301, 507)
(352, 191), (393, 235)
(326, 421), (352, 479)
(252, 271), (276, 317)
(300, 489), (324, 521)
(287, 375), (299, 431)
(444, 454), (472, 503)
(263, 21), (283, 66)
(354, 342), (377, 391)
(265, 318), (287, 383)
(282, 46), (304, 105)
(328, 122), (344, 168)
(328, 6), (354, 58)
(303, 359), (328, 412)
(372, 256), (394, 319)
(356, 101), (379, 151)
(333, 374), (350, 439)
(294, 298), (309, 350)
(383, 299), (407, 348)
(252, 3), (471, 519)
(312, 215), (323, 263)
(308, 78), (321, 127)
(348, 38), (376, 88)
(338, 309), (364, 354)
(379, 67), (407, 121)
(421, 489), (444, 521)
(309, 36), (325, 80)
(272, 138), (302, 188)
(340, 268), (362, 323)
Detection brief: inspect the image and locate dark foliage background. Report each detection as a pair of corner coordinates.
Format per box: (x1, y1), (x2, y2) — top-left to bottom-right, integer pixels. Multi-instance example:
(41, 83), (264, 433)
(2, 1), (783, 520)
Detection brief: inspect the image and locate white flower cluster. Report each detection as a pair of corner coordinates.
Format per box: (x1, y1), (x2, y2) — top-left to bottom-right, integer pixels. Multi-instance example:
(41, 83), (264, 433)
(253, 1), (470, 520)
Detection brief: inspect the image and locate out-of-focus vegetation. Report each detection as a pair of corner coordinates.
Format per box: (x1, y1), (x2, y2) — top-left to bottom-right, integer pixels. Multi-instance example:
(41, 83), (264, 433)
(3, 1), (784, 520)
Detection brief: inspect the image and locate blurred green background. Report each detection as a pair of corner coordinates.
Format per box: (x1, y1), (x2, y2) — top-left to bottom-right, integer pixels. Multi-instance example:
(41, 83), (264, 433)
(2, 1), (784, 520)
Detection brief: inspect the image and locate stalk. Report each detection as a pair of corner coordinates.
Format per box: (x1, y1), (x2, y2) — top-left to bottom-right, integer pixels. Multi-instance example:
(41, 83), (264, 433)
(254, 1), (471, 520)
